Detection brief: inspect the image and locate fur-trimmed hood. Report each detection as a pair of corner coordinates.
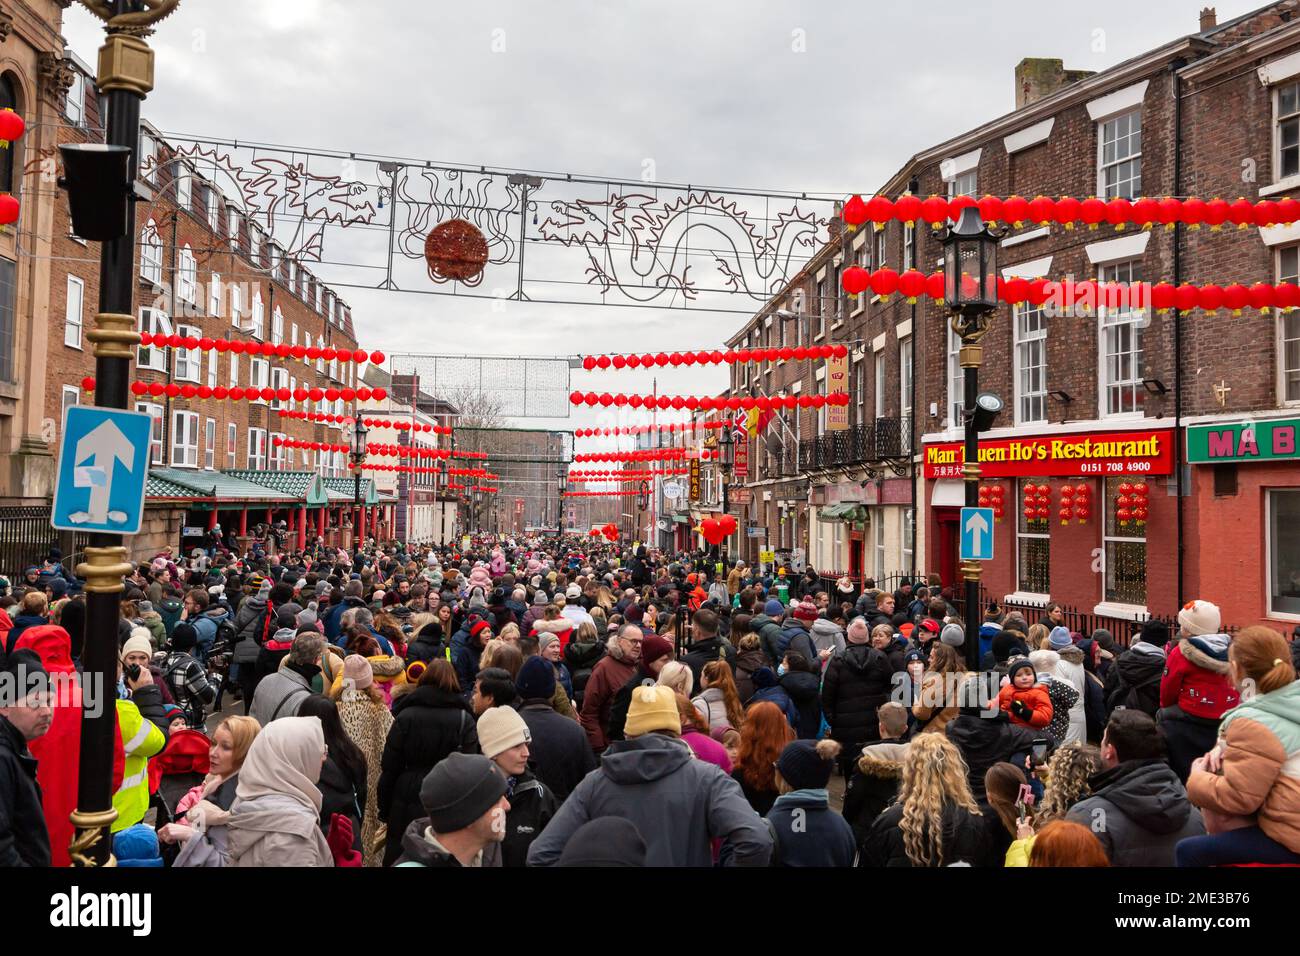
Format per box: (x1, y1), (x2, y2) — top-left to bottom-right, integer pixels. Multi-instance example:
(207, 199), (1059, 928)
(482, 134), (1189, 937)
(1056, 644), (1085, 666)
(1178, 636), (1231, 674)
(856, 740), (909, 779)
(532, 617), (575, 635)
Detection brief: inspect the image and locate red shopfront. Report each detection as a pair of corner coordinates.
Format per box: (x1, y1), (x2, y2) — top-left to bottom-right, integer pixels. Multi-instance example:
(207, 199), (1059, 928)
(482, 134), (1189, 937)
(923, 427), (1177, 618)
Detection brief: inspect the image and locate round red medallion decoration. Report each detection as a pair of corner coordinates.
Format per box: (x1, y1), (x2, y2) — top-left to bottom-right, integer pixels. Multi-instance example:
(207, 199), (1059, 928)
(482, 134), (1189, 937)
(424, 219), (489, 285)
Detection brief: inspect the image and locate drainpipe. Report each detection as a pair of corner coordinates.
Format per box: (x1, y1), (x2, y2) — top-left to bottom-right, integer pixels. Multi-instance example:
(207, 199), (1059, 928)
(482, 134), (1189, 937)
(908, 175), (920, 576)
(1173, 58), (1186, 609)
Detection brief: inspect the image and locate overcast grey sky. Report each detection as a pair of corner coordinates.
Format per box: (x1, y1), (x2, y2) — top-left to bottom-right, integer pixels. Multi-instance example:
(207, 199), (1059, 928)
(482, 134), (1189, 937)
(63, 0), (1261, 435)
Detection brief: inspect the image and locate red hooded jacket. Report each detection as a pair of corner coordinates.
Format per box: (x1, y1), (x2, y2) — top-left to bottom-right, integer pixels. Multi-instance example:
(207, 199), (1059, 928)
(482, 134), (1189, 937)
(1160, 638), (1239, 720)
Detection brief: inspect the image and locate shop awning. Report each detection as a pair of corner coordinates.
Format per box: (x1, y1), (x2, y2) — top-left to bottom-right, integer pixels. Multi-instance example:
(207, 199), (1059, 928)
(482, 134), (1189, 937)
(672, 514), (690, 524)
(931, 479), (966, 508)
(818, 502), (867, 523)
(146, 468), (298, 504)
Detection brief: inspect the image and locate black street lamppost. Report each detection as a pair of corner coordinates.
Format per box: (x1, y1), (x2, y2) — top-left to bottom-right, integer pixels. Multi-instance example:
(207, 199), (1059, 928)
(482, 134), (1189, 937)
(58, 0), (179, 868)
(719, 424), (735, 568)
(556, 470), (567, 540)
(940, 206), (1005, 671)
(350, 417), (369, 550)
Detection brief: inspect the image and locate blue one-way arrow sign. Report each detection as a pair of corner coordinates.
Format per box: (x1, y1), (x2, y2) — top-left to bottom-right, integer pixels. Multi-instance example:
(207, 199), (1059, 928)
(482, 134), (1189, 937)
(960, 506), (995, 562)
(51, 405), (153, 535)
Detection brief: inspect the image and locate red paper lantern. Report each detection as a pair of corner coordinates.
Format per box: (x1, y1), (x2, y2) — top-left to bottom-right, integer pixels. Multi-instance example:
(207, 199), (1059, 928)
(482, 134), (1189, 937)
(841, 265), (871, 298)
(582, 356), (596, 371)
(1028, 195), (1055, 226)
(130, 381), (147, 395)
(0, 109), (26, 145)
(1197, 284), (1225, 311)
(842, 194), (869, 231)
(1023, 506), (1036, 520)
(870, 267), (899, 299)
(920, 194), (950, 229)
(1131, 197), (1159, 228)
(370, 351), (384, 364)
(893, 194), (922, 226)
(1002, 195), (1030, 227)
(1228, 198), (1255, 229)
(0, 193), (19, 226)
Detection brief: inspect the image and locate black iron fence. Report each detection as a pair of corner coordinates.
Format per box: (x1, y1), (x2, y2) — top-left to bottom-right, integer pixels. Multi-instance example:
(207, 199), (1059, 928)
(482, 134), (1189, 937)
(797, 417), (913, 472)
(0, 506), (89, 582)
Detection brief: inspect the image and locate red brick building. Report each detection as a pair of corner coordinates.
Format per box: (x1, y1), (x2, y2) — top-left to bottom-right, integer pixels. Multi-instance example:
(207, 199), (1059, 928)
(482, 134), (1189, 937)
(726, 2), (1300, 633)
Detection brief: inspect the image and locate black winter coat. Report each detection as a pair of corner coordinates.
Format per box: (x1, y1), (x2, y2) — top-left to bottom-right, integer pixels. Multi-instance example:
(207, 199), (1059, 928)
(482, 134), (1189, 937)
(0, 716), (49, 867)
(1104, 645), (1165, 717)
(779, 669), (822, 739)
(564, 637), (606, 707)
(682, 635), (738, 690)
(316, 754), (365, 853)
(820, 643), (894, 747)
(842, 739), (908, 852)
(606, 666), (656, 743)
(500, 769), (559, 868)
(944, 712), (1042, 803)
(863, 799), (989, 867)
(377, 684), (478, 867)
(734, 648), (768, 703)
(518, 701), (596, 801)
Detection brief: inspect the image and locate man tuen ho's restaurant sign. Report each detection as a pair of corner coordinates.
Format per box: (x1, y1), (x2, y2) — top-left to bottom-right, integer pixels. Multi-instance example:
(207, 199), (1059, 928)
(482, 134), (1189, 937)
(923, 428), (1174, 479)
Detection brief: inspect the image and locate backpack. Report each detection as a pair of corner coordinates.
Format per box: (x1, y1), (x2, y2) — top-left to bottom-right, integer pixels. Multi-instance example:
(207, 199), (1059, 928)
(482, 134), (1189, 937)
(214, 618), (237, 649)
(233, 602), (274, 665)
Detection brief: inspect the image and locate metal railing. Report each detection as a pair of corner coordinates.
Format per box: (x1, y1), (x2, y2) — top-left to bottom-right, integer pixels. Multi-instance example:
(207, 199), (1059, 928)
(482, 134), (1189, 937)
(795, 417), (913, 472)
(0, 507), (90, 582)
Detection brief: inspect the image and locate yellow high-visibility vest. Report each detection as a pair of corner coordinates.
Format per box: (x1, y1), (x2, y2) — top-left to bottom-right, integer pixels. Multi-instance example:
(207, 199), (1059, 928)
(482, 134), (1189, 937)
(111, 698), (165, 833)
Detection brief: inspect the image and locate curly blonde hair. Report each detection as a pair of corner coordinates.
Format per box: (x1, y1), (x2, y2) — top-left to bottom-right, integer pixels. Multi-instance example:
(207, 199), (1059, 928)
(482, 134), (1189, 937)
(897, 733), (981, 867)
(1036, 742), (1103, 823)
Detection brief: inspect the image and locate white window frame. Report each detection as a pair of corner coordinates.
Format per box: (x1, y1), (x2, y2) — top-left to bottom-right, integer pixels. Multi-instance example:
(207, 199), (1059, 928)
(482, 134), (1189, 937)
(250, 290), (264, 340)
(270, 431), (288, 471)
(206, 185), (220, 232)
(271, 367), (290, 410)
(874, 351), (887, 420)
(140, 219), (163, 285)
(874, 507), (886, 577)
(136, 402), (164, 464)
(64, 275), (84, 349)
(1276, 245), (1300, 405)
(170, 409), (200, 468)
(174, 162), (192, 211)
(903, 223), (915, 270)
(249, 357), (270, 404)
(272, 305), (284, 345)
(228, 206), (241, 251)
(228, 352), (239, 388)
(229, 283), (242, 329)
(1013, 302), (1048, 425)
(947, 170), (977, 199)
(1277, 80), (1300, 185)
(64, 70), (85, 125)
(902, 508), (914, 571)
(204, 418), (216, 470)
(227, 423), (238, 469)
(899, 337), (913, 447)
(247, 428), (267, 471)
(1102, 475), (1147, 608)
(1097, 109), (1142, 200)
(174, 324), (201, 383)
(1267, 489), (1300, 621)
(139, 132), (158, 185)
(947, 323), (964, 429)
(248, 222), (262, 264)
(177, 245), (198, 305)
(1016, 477), (1052, 599)
(1097, 259), (1145, 419)
(61, 385), (79, 430)
(137, 308), (170, 371)
(206, 348), (219, 389)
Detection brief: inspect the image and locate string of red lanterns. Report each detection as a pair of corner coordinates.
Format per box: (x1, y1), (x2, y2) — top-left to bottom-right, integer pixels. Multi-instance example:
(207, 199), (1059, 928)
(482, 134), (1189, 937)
(569, 391), (850, 411)
(277, 409), (353, 425)
(364, 444), (488, 461)
(0, 109), (26, 227)
(573, 421), (734, 437)
(580, 346), (848, 370)
(573, 449), (718, 463)
(138, 332), (384, 365)
(129, 381), (388, 402)
(272, 437), (350, 453)
(360, 418), (452, 435)
(563, 490), (651, 498)
(567, 468), (688, 479)
(363, 464), (442, 474)
(841, 192), (1300, 232)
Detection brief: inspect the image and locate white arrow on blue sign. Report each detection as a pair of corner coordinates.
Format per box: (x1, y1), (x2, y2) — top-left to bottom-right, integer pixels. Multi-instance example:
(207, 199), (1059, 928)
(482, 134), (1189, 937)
(51, 405), (153, 535)
(959, 506), (995, 562)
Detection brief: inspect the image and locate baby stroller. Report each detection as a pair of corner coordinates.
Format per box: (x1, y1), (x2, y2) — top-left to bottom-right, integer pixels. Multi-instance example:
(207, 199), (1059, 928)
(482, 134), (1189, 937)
(149, 727), (213, 841)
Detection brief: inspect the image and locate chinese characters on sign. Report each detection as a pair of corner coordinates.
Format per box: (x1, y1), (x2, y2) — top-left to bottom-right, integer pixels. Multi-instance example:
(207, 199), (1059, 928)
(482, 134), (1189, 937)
(689, 458), (701, 500)
(826, 351), (849, 432)
(922, 429), (1174, 479)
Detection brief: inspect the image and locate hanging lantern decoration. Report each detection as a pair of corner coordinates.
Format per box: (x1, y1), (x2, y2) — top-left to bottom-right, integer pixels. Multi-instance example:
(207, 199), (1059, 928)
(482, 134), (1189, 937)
(424, 218), (489, 285)
(0, 109), (25, 148)
(893, 194), (923, 228)
(841, 265), (870, 299)
(0, 193), (19, 227)
(842, 194), (868, 232)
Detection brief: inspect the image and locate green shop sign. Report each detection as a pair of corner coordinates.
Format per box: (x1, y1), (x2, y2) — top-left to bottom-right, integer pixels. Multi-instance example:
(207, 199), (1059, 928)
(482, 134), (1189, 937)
(1187, 418), (1300, 464)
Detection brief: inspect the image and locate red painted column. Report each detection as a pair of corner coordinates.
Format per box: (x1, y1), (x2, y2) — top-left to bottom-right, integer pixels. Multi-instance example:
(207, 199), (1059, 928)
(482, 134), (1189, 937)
(266, 508), (273, 526)
(297, 507), (307, 551)
(207, 508), (218, 531)
(287, 509), (296, 532)
(239, 508), (247, 536)
(318, 506), (326, 538)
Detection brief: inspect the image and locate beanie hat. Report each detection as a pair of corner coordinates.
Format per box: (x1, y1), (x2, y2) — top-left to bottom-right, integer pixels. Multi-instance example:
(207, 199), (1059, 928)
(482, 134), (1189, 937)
(471, 620), (492, 640)
(1, 648), (48, 694)
(121, 630), (154, 661)
(1048, 626), (1074, 650)
(343, 654), (373, 691)
(297, 603), (319, 629)
(1188, 633), (1231, 663)
(624, 604), (644, 625)
(516, 655), (557, 701)
(1177, 600), (1222, 638)
(113, 824), (163, 868)
(405, 660), (427, 684)
(775, 739), (839, 791)
(566, 584), (582, 599)
(940, 623), (965, 647)
(136, 600), (154, 614)
(763, 598), (785, 617)
(418, 753), (508, 833)
(162, 703), (185, 724)
(991, 631), (1023, 663)
(1006, 657), (1036, 684)
(1139, 619), (1170, 647)
(624, 684), (681, 737)
(556, 817), (647, 867)
(477, 705), (532, 759)
(641, 634), (673, 669)
(171, 622), (198, 651)
(793, 599), (819, 623)
(1091, 628), (1117, 653)
(315, 580), (331, 598)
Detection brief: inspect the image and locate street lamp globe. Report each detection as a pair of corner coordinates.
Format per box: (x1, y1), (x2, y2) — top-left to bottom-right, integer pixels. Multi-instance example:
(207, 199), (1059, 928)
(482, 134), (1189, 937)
(352, 418), (369, 461)
(942, 206), (999, 314)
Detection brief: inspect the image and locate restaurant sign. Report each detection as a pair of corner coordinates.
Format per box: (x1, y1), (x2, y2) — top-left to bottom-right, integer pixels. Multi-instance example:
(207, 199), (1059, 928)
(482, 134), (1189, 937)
(923, 428), (1173, 479)
(1187, 418), (1300, 464)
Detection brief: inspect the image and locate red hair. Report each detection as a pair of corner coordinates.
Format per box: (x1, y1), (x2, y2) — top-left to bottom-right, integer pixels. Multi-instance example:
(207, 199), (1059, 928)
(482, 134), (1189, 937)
(736, 701), (794, 792)
(1029, 820), (1110, 867)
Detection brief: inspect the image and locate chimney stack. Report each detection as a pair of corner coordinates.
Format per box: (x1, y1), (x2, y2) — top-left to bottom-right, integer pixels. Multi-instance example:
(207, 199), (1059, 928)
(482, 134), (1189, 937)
(1200, 7), (1217, 30)
(1015, 58), (1097, 109)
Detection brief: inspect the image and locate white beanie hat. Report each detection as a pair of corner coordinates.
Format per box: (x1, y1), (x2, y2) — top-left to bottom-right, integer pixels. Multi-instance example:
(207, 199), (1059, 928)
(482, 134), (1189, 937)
(1177, 600), (1222, 637)
(476, 705), (531, 759)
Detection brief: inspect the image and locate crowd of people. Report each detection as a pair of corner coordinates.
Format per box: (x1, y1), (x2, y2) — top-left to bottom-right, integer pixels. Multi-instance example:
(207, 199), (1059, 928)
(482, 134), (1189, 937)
(2, 535), (1300, 868)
